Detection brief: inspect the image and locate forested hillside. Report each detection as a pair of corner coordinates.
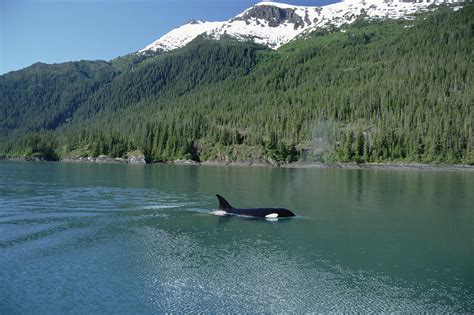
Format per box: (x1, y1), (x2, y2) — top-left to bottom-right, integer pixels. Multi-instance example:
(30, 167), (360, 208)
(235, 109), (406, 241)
(0, 61), (118, 135)
(0, 5), (472, 164)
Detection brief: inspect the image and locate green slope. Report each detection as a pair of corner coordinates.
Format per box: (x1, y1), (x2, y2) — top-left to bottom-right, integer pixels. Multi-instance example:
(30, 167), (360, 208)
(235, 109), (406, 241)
(0, 5), (472, 164)
(0, 60), (118, 135)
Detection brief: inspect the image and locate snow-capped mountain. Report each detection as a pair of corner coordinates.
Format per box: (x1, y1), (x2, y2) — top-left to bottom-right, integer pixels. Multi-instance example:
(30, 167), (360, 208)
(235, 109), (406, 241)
(140, 0), (461, 53)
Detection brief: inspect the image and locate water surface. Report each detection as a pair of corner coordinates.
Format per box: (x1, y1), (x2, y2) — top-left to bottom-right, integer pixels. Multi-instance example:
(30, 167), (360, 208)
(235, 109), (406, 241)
(0, 161), (473, 312)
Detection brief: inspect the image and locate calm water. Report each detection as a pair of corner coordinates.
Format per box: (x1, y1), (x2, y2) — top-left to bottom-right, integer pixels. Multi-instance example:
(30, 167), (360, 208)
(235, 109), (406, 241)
(0, 161), (473, 313)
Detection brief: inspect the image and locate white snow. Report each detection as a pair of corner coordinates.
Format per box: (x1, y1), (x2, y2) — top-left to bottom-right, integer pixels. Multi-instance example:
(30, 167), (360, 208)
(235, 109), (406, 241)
(139, 0), (462, 54)
(139, 20), (224, 53)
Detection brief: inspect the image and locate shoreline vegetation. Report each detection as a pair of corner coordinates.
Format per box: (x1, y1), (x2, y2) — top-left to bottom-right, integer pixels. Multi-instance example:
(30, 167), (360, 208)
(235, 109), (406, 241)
(1, 156), (473, 171)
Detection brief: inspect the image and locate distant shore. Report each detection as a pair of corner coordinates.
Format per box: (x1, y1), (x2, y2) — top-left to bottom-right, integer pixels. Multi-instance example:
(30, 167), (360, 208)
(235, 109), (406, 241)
(1, 156), (473, 171)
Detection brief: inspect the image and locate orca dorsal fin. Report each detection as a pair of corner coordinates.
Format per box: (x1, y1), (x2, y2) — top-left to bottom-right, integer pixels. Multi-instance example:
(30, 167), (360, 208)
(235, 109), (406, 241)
(216, 194), (234, 210)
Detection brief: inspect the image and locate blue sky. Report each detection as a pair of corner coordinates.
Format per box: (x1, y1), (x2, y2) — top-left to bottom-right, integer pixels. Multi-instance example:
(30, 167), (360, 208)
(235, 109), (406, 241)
(0, 0), (339, 74)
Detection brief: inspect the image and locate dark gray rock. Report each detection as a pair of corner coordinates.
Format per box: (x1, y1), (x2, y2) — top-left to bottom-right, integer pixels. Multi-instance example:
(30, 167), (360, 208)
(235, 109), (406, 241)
(231, 5), (306, 30)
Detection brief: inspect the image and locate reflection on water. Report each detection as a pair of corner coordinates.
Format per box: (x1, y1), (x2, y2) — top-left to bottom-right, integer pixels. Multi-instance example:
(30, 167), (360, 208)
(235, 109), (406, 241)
(0, 161), (472, 312)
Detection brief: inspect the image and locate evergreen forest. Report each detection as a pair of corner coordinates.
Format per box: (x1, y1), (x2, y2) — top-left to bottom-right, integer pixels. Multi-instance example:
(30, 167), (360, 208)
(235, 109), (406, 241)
(0, 5), (472, 164)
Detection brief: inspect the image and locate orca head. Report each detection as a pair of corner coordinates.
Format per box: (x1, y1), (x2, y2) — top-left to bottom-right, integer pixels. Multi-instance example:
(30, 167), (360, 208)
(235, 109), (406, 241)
(278, 208), (296, 217)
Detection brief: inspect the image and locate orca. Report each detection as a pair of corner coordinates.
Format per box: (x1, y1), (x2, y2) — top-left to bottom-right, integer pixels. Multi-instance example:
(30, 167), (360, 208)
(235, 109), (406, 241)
(215, 194), (295, 219)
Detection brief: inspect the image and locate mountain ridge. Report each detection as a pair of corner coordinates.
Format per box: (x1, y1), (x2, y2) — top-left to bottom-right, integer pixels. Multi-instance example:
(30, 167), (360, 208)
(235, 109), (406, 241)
(140, 0), (462, 53)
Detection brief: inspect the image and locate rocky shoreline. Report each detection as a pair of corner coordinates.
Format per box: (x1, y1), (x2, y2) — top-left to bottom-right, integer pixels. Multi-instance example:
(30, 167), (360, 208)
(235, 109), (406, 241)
(1, 156), (473, 171)
(1, 155), (146, 164)
(61, 155), (146, 164)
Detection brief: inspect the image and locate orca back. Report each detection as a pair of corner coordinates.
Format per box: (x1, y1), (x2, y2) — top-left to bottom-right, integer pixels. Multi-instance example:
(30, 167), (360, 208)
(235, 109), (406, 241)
(232, 207), (295, 218)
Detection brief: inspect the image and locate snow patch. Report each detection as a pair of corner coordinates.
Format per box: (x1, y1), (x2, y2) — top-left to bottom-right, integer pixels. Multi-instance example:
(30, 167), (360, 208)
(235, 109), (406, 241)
(139, 21), (224, 52)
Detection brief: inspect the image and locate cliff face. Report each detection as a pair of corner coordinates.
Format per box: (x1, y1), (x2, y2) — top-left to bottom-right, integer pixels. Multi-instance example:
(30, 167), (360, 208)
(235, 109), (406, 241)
(231, 5), (308, 29)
